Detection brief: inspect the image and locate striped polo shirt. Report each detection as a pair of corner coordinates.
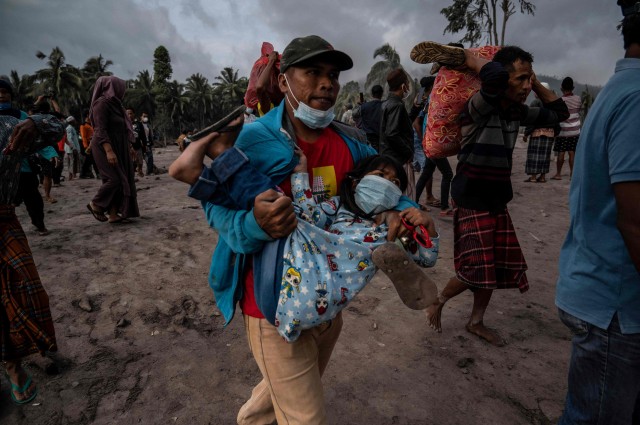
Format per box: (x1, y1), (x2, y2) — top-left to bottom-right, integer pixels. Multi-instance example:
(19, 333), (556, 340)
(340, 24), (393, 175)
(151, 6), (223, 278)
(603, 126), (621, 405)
(558, 94), (581, 137)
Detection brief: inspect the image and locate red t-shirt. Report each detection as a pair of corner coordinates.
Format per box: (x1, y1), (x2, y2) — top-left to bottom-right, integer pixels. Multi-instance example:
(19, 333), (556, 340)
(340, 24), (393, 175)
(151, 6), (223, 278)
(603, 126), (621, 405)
(240, 127), (355, 318)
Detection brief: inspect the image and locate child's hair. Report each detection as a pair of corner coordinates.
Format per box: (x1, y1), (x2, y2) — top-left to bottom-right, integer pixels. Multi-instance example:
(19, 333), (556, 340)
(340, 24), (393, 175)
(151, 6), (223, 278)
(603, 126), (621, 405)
(339, 155), (407, 217)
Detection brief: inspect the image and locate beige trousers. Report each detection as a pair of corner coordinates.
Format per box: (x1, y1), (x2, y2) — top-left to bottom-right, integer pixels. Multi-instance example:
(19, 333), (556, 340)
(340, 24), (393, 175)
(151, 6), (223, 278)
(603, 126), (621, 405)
(237, 313), (343, 425)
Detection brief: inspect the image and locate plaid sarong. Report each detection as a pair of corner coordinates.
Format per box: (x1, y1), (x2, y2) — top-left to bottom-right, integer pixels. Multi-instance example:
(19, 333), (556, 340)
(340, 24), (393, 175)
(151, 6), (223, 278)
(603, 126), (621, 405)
(525, 136), (554, 174)
(0, 205), (57, 360)
(453, 207), (529, 292)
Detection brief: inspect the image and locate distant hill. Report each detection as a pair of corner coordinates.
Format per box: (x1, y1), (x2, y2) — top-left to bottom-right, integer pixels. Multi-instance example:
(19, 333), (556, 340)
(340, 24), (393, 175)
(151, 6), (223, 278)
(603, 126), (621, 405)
(535, 74), (602, 99)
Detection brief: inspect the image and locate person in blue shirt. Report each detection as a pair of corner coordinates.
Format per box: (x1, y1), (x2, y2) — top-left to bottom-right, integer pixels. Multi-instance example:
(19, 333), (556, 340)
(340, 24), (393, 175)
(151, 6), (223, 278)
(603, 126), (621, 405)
(170, 35), (435, 425)
(556, 2), (640, 423)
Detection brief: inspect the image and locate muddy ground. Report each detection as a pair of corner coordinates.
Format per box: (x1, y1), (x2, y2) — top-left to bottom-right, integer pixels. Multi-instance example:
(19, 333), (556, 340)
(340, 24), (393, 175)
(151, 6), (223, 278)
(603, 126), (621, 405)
(1, 139), (574, 425)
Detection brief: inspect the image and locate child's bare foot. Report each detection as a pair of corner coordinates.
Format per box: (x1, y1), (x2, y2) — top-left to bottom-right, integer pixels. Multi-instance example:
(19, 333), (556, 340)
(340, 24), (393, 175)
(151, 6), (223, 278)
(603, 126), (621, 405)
(424, 301), (445, 332)
(466, 321), (505, 346)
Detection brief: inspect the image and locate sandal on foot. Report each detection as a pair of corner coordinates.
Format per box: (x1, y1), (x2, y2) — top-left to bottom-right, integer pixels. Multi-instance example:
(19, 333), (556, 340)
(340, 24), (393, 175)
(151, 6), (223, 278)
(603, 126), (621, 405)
(523, 177), (537, 183)
(536, 176), (547, 183)
(439, 209), (454, 217)
(426, 198), (441, 208)
(372, 242), (438, 310)
(87, 203), (108, 222)
(5, 372), (38, 405)
(108, 217), (132, 224)
(410, 41), (466, 66)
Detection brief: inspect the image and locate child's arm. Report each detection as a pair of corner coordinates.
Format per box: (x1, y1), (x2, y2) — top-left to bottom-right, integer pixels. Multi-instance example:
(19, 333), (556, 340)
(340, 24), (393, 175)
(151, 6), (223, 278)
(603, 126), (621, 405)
(291, 148), (338, 229)
(399, 207), (439, 267)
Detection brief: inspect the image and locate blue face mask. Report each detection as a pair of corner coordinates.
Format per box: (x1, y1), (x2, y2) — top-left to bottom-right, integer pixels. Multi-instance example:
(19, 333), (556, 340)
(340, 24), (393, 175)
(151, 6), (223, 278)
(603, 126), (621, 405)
(0, 102), (11, 110)
(284, 75), (335, 129)
(354, 174), (402, 215)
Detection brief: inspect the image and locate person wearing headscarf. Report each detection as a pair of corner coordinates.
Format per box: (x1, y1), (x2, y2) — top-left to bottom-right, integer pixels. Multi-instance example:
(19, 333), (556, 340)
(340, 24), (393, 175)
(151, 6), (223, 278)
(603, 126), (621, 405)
(86, 76), (139, 223)
(0, 105), (63, 404)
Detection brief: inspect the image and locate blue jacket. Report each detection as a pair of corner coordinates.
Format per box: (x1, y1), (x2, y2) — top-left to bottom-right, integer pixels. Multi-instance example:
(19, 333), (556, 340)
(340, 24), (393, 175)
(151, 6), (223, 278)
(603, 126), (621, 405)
(202, 101), (416, 324)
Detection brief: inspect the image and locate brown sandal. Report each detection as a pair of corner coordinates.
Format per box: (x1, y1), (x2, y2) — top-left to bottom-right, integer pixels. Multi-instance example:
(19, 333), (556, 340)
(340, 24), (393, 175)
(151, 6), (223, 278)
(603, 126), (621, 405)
(87, 203), (108, 222)
(372, 242), (438, 310)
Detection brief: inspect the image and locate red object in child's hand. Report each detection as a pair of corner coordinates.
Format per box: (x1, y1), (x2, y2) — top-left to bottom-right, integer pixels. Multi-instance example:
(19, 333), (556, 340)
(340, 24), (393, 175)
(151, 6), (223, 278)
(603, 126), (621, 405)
(401, 217), (433, 249)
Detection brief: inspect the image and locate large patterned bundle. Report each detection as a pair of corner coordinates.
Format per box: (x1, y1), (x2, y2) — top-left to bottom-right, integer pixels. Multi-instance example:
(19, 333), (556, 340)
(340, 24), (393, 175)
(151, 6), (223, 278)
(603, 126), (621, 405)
(424, 46), (501, 158)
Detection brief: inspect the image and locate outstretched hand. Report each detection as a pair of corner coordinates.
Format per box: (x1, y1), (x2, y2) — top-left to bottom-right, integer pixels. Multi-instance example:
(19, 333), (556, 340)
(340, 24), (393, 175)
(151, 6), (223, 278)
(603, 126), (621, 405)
(254, 189), (297, 239)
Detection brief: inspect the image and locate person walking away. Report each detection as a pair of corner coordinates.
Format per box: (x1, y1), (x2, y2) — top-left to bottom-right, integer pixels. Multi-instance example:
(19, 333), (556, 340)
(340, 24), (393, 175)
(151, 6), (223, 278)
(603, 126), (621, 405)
(414, 76), (454, 215)
(352, 84), (384, 151)
(79, 112), (98, 178)
(551, 76), (581, 180)
(126, 107), (146, 177)
(523, 82), (558, 183)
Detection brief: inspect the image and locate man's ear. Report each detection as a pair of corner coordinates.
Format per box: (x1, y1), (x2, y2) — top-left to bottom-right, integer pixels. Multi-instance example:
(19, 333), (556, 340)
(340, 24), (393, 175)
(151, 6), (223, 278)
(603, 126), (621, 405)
(278, 73), (288, 94)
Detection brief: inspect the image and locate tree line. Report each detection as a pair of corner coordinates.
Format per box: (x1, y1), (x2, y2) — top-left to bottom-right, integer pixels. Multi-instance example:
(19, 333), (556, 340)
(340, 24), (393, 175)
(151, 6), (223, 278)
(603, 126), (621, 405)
(8, 46), (248, 141)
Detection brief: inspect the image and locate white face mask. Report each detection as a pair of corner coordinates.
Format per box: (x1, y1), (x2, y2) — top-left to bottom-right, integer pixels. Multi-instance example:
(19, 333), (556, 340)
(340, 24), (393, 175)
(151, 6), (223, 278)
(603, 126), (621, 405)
(142, 117), (149, 123)
(354, 174), (402, 215)
(284, 75), (335, 129)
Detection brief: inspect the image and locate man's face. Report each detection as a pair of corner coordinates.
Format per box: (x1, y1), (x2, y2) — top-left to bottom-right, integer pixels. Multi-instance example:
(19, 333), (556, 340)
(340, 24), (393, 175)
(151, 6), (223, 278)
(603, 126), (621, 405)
(141, 113), (149, 122)
(504, 59), (533, 104)
(126, 109), (135, 122)
(279, 60), (341, 111)
(0, 88), (11, 104)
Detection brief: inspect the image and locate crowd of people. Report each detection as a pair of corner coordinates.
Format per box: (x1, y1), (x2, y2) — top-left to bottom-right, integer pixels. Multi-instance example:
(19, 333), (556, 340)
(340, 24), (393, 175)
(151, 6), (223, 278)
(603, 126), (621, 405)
(1, 1), (638, 423)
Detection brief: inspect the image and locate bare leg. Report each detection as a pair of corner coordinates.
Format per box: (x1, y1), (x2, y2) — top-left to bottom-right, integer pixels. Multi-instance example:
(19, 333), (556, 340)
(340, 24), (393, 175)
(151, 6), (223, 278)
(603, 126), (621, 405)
(465, 289), (505, 346)
(107, 206), (119, 222)
(568, 151), (575, 180)
(43, 176), (55, 202)
(4, 359), (37, 403)
(424, 276), (468, 332)
(553, 152), (565, 179)
(425, 177), (436, 203)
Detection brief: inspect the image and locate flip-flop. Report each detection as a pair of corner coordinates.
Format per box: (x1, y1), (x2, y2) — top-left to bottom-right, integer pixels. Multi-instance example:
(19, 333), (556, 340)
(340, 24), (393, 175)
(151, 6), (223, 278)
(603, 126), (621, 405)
(372, 242), (438, 310)
(5, 372), (38, 405)
(410, 41), (466, 66)
(523, 178), (537, 183)
(108, 217), (132, 224)
(87, 203), (108, 222)
(426, 198), (442, 208)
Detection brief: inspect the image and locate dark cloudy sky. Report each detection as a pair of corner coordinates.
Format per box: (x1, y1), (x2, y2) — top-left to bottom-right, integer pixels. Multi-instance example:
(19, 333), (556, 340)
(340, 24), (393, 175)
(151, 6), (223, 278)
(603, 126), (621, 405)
(0, 0), (625, 88)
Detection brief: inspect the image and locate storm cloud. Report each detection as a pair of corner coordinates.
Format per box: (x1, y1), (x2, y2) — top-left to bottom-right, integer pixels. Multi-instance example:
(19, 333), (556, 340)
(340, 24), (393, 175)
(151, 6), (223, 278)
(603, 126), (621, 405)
(0, 0), (625, 87)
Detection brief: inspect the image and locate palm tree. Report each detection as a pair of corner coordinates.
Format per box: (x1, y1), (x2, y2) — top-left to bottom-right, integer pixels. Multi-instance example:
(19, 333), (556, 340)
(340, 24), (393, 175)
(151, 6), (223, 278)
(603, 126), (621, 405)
(125, 70), (156, 117)
(364, 44), (415, 109)
(9, 70), (36, 111)
(34, 47), (83, 114)
(82, 54), (113, 98)
(335, 81), (361, 121)
(166, 80), (190, 132)
(364, 44), (401, 98)
(213, 67), (247, 113)
(185, 73), (213, 129)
